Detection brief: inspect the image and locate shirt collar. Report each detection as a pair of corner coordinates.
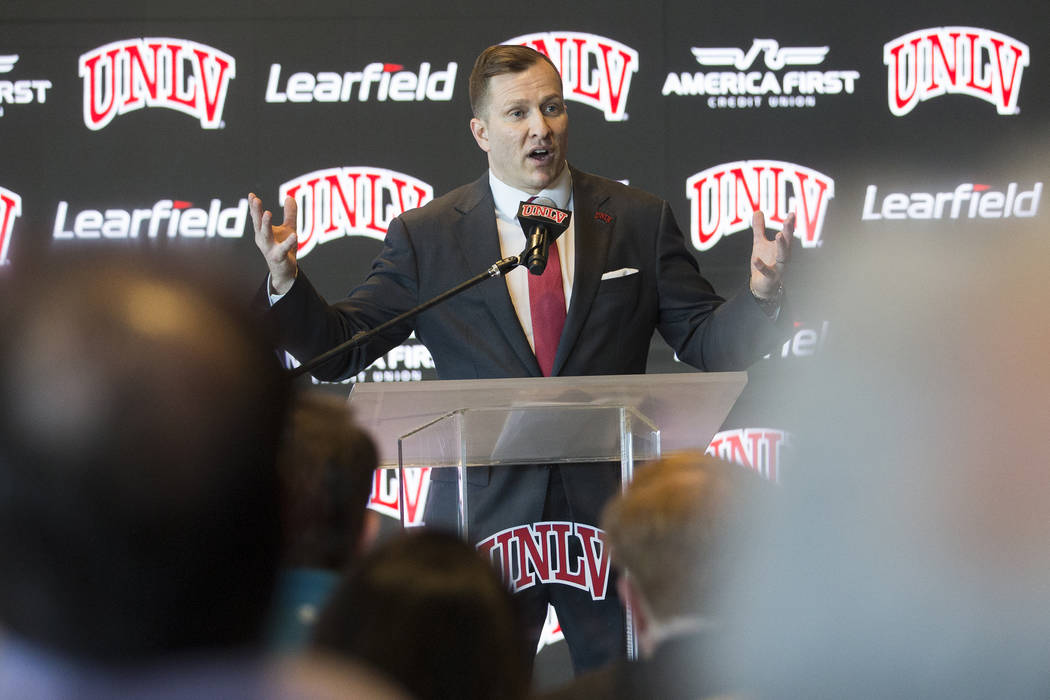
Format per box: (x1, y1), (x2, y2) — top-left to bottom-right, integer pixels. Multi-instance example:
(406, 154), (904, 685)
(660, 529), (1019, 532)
(488, 164), (573, 221)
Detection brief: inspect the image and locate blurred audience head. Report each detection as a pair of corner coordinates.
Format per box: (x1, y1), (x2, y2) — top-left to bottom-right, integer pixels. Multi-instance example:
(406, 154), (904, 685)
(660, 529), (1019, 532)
(713, 198), (1050, 698)
(0, 251), (291, 665)
(276, 391), (379, 570)
(602, 452), (770, 658)
(313, 529), (529, 700)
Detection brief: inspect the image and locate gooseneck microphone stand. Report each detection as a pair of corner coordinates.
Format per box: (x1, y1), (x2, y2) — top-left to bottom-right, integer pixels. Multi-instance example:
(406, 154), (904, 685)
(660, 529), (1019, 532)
(288, 253), (526, 378)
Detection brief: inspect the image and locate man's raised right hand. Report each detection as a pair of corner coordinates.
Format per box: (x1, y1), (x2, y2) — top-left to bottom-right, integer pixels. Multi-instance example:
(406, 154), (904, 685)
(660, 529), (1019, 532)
(249, 193), (298, 295)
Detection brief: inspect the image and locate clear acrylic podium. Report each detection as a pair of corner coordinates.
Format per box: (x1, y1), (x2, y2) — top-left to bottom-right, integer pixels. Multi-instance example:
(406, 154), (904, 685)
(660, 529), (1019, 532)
(347, 371), (747, 659)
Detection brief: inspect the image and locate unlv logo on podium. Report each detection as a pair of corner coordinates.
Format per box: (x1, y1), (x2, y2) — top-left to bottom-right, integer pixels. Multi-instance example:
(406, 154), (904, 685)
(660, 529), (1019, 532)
(686, 160), (835, 251)
(884, 27), (1029, 116)
(505, 31), (638, 121)
(0, 186), (21, 266)
(279, 167), (433, 259)
(79, 38), (236, 130)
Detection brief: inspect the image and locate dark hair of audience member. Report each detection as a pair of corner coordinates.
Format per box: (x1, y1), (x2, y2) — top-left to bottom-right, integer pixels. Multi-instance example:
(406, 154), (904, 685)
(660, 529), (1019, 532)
(0, 251), (292, 665)
(312, 529), (529, 700)
(276, 392), (378, 570)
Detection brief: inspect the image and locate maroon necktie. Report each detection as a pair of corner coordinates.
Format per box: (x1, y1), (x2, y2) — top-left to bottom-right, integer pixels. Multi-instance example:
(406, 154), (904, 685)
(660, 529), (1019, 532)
(527, 204), (566, 377)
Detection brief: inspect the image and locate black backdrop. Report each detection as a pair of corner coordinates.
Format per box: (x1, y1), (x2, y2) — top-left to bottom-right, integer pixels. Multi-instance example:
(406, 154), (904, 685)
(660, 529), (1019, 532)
(3, 0), (1047, 495)
(2, 0), (1047, 680)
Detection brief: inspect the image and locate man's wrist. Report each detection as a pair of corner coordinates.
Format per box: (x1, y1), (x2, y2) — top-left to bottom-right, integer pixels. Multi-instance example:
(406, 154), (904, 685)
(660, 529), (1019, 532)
(749, 280), (783, 317)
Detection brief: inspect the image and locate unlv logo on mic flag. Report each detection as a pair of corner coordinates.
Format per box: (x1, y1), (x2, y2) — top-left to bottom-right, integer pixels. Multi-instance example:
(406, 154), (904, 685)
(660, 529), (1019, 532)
(0, 186), (22, 266)
(79, 38), (236, 130)
(686, 160), (834, 251)
(884, 27), (1029, 116)
(280, 167), (433, 259)
(505, 31), (638, 121)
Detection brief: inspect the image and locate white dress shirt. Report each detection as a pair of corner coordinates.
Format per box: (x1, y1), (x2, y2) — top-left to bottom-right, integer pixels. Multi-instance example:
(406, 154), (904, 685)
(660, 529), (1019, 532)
(489, 165), (574, 354)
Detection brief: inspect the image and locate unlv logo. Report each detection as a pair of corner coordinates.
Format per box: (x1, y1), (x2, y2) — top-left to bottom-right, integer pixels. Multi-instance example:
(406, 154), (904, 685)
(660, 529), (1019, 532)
(0, 186), (22, 266)
(884, 27), (1029, 116)
(706, 428), (788, 482)
(506, 31), (638, 121)
(477, 521), (611, 600)
(79, 38), (236, 130)
(686, 160), (834, 251)
(280, 167), (433, 259)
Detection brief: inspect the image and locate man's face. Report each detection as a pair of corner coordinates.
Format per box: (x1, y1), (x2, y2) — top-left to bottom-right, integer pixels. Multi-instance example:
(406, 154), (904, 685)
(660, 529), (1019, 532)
(469, 61), (568, 195)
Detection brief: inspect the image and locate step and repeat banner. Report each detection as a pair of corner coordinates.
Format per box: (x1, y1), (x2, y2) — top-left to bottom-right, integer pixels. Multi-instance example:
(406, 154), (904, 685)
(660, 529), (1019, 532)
(2, 0), (1046, 498)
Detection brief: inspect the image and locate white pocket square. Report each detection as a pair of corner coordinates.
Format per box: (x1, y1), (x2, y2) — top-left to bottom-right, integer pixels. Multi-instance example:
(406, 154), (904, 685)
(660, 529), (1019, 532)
(600, 267), (639, 280)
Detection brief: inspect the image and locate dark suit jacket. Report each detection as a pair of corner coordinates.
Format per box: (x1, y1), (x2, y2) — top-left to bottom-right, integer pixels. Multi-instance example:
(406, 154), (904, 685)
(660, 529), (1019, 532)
(267, 166), (785, 532)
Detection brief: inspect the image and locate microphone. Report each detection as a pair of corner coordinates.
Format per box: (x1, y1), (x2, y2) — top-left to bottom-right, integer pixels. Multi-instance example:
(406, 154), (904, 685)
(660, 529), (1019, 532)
(516, 197), (572, 275)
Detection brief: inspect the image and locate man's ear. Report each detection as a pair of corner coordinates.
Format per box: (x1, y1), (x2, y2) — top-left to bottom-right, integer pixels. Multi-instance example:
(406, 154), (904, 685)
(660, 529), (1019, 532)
(469, 117), (490, 153)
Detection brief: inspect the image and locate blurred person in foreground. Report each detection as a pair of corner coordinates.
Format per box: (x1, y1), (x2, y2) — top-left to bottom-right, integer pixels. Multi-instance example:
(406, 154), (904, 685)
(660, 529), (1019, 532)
(710, 200), (1050, 698)
(541, 453), (771, 700)
(0, 252), (404, 700)
(314, 529), (530, 700)
(268, 391), (381, 651)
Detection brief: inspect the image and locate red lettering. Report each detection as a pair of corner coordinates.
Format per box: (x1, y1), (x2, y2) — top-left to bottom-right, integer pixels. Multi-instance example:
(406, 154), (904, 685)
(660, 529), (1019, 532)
(964, 33), (994, 95)
(926, 31), (961, 92)
(192, 48), (232, 123)
(550, 523), (587, 587)
(84, 49), (120, 125)
(325, 172), (360, 233)
(692, 172), (724, 246)
(989, 38), (1025, 110)
(571, 38), (600, 101)
(793, 171), (830, 245)
(729, 166), (764, 226)
(576, 525), (610, 599)
(166, 43), (197, 109)
(124, 42), (163, 107)
(597, 42), (632, 117)
(889, 39), (921, 111)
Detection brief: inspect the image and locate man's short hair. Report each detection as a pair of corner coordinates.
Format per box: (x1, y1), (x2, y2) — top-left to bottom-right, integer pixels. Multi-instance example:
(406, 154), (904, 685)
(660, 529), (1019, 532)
(601, 453), (769, 621)
(468, 44), (561, 118)
(0, 251), (292, 665)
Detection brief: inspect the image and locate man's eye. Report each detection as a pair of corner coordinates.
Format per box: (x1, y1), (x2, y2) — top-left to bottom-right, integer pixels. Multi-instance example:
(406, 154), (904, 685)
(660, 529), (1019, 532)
(544, 103), (564, 114)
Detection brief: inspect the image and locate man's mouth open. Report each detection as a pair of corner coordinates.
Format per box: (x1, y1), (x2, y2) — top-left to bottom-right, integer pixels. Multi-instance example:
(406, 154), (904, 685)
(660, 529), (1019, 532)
(528, 148), (553, 163)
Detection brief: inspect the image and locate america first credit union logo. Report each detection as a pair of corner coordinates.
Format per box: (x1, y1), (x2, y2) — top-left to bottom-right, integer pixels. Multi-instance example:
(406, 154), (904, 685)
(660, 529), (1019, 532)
(505, 32), (638, 121)
(686, 160), (835, 251)
(0, 55), (53, 118)
(279, 167), (434, 259)
(0, 186), (22, 266)
(884, 27), (1029, 116)
(664, 38), (860, 109)
(79, 38), (236, 129)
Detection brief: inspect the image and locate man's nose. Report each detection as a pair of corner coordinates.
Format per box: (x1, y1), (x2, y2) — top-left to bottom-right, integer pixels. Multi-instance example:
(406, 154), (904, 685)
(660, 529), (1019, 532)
(528, 110), (552, 137)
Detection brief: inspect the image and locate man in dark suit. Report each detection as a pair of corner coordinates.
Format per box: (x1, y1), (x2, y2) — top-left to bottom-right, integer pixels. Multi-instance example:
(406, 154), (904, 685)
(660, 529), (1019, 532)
(250, 44), (793, 673)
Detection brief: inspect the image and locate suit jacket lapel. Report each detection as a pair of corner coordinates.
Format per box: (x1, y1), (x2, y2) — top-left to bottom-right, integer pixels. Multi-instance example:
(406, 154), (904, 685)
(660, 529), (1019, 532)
(552, 167), (613, 376)
(453, 174), (542, 376)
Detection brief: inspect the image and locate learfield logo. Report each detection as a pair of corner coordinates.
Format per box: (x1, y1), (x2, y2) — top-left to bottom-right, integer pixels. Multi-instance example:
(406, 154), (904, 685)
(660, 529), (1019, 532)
(0, 54), (53, 118)
(477, 521), (610, 600)
(53, 197), (247, 239)
(664, 39), (860, 109)
(505, 32), (638, 121)
(884, 27), (1029, 116)
(279, 167), (433, 259)
(265, 61), (456, 103)
(0, 186), (22, 265)
(862, 182), (1041, 220)
(79, 38), (236, 130)
(686, 160), (834, 251)
(706, 428), (788, 482)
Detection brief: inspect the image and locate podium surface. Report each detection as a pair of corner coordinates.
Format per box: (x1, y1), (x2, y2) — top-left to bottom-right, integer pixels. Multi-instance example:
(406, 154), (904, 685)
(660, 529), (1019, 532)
(348, 372), (747, 468)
